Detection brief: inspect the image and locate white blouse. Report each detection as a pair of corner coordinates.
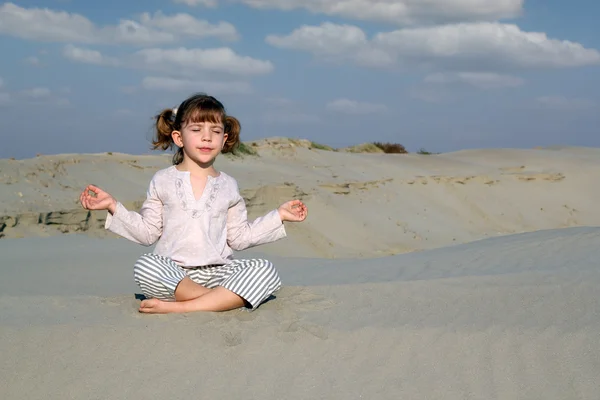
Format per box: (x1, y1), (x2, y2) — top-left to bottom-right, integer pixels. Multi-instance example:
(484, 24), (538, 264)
(105, 165), (286, 267)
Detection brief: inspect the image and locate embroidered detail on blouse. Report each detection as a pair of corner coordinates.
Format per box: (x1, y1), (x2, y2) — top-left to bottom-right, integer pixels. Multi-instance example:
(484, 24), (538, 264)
(175, 175), (221, 218)
(175, 178), (187, 211)
(206, 179), (220, 212)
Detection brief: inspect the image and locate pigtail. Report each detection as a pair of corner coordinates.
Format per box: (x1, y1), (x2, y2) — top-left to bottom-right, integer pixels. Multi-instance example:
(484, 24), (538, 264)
(222, 115), (241, 153)
(153, 109), (175, 150)
(152, 108), (184, 164)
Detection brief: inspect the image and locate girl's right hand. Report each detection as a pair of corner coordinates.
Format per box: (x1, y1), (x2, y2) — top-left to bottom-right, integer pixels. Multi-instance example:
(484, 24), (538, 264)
(80, 184), (117, 214)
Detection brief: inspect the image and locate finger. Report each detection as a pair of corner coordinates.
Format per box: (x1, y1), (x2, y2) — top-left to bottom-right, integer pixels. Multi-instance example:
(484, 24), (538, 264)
(86, 184), (103, 194)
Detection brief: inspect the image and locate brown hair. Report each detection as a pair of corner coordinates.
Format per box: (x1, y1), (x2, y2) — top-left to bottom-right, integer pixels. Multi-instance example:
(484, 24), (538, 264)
(152, 93), (241, 164)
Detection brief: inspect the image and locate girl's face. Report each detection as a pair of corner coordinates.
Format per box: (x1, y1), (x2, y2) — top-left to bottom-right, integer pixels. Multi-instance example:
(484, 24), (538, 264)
(172, 119), (228, 166)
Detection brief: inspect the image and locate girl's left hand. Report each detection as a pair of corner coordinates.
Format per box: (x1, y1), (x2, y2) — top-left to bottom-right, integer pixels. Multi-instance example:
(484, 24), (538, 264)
(278, 200), (308, 222)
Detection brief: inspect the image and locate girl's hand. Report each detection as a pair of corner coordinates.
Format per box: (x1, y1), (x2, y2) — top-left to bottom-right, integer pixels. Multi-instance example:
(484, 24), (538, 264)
(278, 200), (308, 222)
(80, 184), (117, 214)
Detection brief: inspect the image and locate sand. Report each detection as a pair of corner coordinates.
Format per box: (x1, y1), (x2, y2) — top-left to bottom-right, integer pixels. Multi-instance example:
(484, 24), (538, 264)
(1, 139), (599, 399)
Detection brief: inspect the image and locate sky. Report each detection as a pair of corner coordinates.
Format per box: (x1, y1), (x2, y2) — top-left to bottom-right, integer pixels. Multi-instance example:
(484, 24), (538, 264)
(1, 0), (599, 159)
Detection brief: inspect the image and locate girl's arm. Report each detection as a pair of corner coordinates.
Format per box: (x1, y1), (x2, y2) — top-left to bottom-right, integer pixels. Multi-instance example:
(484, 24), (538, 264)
(226, 191), (286, 251)
(105, 178), (163, 246)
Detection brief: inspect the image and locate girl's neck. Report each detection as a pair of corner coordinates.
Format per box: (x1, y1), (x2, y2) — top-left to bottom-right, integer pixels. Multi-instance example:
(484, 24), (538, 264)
(176, 158), (219, 178)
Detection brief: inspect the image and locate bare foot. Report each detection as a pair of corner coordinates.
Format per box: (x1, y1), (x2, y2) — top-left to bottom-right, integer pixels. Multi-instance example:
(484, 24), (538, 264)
(138, 287), (246, 314)
(139, 298), (180, 314)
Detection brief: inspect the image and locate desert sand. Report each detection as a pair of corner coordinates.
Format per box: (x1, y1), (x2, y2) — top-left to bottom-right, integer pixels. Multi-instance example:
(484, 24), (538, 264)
(1, 139), (599, 399)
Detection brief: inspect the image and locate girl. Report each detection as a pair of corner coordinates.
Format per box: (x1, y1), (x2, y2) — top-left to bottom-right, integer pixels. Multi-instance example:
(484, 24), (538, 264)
(80, 93), (308, 314)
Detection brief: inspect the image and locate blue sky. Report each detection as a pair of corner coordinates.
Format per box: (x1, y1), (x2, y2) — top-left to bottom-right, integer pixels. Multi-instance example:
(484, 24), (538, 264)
(1, 0), (599, 159)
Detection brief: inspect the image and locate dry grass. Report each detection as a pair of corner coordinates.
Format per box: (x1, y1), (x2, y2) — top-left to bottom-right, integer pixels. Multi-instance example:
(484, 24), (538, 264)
(343, 143), (385, 153)
(232, 142), (258, 156)
(310, 141), (336, 151)
(372, 142), (408, 154)
(222, 137), (432, 156)
(417, 148), (439, 155)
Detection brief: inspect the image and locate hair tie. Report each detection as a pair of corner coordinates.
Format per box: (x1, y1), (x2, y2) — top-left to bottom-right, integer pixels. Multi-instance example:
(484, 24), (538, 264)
(170, 108), (177, 122)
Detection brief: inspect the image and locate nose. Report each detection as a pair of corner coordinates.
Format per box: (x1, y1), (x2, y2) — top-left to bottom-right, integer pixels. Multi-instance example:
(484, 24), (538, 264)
(201, 127), (212, 141)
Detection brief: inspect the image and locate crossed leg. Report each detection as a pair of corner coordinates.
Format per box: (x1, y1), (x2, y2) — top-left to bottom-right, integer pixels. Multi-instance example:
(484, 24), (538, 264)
(139, 277), (245, 314)
(133, 255), (280, 314)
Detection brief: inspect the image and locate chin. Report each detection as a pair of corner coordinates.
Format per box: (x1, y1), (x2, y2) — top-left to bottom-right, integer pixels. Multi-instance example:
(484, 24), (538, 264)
(193, 155), (217, 165)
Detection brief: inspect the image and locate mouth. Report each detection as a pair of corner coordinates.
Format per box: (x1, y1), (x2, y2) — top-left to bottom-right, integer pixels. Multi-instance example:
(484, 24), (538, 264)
(198, 147), (213, 152)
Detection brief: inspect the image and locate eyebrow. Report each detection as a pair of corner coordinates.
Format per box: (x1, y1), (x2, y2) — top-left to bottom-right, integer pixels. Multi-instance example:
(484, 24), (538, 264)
(188, 122), (224, 128)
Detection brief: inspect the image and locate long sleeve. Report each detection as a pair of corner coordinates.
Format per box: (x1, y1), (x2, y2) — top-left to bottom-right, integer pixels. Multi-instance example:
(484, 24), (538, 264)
(226, 189), (286, 251)
(105, 178), (163, 246)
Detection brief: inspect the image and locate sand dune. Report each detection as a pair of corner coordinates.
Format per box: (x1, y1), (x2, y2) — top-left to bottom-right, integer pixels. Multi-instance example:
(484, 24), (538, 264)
(1, 140), (599, 399)
(1, 140), (599, 259)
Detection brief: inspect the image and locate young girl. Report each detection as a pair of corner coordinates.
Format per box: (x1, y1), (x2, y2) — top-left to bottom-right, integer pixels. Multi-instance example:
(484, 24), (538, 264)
(80, 93), (308, 314)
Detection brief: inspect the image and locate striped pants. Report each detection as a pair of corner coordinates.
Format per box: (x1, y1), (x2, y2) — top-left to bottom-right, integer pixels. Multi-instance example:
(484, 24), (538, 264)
(133, 253), (282, 309)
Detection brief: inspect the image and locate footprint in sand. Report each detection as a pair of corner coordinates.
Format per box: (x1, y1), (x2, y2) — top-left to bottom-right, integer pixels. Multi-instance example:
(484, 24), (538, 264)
(499, 166), (565, 182)
(222, 330), (243, 347)
(271, 287), (337, 312)
(515, 172), (565, 182)
(405, 175), (499, 186)
(318, 178), (393, 195)
(283, 320), (329, 340)
(261, 287), (337, 342)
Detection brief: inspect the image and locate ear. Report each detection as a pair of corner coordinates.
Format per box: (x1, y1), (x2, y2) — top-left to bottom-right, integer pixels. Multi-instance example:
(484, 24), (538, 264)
(171, 130), (183, 147)
(222, 133), (228, 148)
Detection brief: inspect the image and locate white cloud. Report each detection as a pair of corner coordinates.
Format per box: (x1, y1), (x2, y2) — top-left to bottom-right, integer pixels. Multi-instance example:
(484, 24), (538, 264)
(142, 76), (252, 95)
(14, 87), (70, 106)
(173, 0), (218, 7)
(267, 22), (600, 71)
(266, 23), (394, 67)
(139, 11), (238, 41)
(535, 96), (596, 111)
(62, 45), (273, 76)
(424, 72), (525, 89)
(0, 3), (99, 43)
(133, 47), (274, 76)
(0, 3), (238, 46)
(105, 20), (176, 46)
(63, 45), (120, 66)
(326, 98), (388, 114)
(374, 23), (600, 69)
(0, 81), (69, 106)
(182, 0), (523, 25)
